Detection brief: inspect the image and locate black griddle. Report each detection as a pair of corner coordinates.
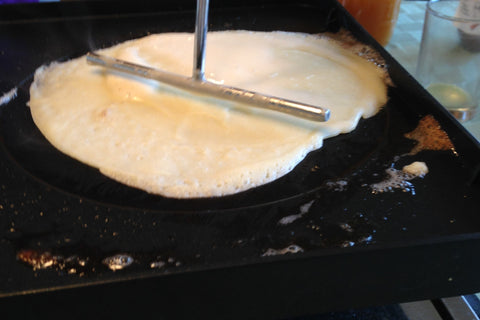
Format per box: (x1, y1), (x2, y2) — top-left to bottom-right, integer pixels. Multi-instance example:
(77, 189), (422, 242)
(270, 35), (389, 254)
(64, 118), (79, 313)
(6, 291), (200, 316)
(0, 0), (479, 319)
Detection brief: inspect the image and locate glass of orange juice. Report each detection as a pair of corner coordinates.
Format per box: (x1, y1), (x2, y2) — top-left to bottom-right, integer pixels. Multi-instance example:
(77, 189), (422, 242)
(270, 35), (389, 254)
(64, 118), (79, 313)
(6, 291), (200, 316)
(338, 0), (402, 46)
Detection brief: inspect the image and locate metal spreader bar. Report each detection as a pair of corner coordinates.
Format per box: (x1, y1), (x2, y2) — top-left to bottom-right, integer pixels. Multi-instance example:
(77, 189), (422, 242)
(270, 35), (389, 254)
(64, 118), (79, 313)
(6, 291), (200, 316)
(86, 0), (330, 122)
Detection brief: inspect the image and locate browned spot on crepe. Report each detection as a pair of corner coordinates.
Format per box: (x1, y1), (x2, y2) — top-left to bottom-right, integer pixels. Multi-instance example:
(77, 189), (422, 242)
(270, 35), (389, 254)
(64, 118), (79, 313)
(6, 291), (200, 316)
(404, 115), (455, 155)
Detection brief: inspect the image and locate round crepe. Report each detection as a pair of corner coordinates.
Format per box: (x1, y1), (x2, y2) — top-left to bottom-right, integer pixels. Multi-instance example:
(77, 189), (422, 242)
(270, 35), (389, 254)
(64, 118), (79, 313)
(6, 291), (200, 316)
(29, 31), (388, 198)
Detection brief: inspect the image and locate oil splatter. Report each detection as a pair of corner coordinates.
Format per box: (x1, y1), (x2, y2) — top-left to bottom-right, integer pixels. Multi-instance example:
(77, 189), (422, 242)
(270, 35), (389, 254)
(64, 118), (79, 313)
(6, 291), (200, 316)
(359, 235), (373, 244)
(17, 250), (57, 270)
(150, 261), (166, 269)
(325, 180), (348, 191)
(339, 223), (353, 233)
(341, 241), (355, 248)
(370, 162), (429, 195)
(278, 200), (314, 225)
(370, 168), (416, 194)
(102, 254), (134, 271)
(262, 244), (304, 257)
(16, 249), (91, 273)
(150, 256), (181, 269)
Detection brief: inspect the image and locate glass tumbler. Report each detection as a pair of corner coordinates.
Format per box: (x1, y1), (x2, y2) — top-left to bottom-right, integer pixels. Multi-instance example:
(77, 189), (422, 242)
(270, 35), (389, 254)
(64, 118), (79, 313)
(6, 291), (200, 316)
(416, 0), (480, 121)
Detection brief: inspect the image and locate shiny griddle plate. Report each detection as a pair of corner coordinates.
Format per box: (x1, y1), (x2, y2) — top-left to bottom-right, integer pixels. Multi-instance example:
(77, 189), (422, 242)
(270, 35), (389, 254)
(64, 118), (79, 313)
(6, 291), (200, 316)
(0, 0), (479, 319)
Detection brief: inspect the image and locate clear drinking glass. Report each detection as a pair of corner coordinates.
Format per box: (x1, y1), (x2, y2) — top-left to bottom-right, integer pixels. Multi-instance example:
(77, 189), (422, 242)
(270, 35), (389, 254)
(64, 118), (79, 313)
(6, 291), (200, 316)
(416, 0), (480, 122)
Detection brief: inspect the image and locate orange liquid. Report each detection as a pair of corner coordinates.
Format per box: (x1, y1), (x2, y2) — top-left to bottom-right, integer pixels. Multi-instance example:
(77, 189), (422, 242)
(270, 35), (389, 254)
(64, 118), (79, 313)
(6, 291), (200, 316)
(338, 0), (401, 46)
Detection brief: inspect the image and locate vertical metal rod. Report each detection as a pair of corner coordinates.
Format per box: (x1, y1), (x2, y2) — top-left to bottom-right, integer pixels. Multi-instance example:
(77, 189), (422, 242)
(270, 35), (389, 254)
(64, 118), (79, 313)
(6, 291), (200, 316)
(193, 0), (209, 81)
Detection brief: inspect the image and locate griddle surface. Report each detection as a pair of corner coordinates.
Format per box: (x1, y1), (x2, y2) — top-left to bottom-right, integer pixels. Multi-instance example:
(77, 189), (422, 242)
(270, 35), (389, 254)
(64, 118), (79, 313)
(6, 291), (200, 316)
(0, 1), (479, 319)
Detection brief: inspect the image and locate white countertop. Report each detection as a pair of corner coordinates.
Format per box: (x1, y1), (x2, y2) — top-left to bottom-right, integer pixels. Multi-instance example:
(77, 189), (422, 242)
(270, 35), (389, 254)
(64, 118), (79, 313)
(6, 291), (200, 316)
(385, 0), (480, 141)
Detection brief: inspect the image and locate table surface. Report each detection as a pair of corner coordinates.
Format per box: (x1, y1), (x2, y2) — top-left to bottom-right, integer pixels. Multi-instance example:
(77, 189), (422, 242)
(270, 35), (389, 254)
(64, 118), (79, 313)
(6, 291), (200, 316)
(385, 0), (480, 141)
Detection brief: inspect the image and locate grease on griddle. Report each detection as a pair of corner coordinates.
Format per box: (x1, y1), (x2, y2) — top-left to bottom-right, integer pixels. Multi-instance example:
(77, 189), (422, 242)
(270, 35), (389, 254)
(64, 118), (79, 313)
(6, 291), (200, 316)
(17, 249), (57, 270)
(17, 249), (90, 274)
(303, 212), (376, 249)
(16, 248), (92, 274)
(262, 244), (304, 257)
(277, 200), (315, 225)
(16, 246), (186, 275)
(370, 162), (429, 195)
(102, 253), (134, 271)
(150, 260), (166, 269)
(404, 115), (455, 155)
(325, 180), (348, 192)
(368, 115), (455, 194)
(149, 256), (181, 269)
(370, 167), (416, 194)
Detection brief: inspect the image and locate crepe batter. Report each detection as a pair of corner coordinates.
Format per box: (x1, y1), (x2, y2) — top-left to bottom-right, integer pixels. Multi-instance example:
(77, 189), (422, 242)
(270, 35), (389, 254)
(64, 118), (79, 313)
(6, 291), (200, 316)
(29, 31), (388, 198)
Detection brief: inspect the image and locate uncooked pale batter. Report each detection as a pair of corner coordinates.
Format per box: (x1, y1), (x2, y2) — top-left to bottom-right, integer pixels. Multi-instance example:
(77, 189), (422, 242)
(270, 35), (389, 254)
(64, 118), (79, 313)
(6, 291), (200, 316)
(29, 31), (388, 198)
